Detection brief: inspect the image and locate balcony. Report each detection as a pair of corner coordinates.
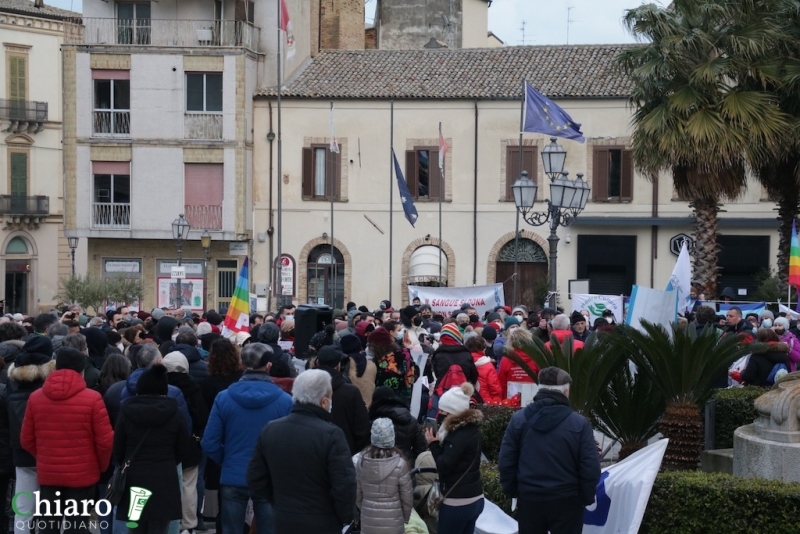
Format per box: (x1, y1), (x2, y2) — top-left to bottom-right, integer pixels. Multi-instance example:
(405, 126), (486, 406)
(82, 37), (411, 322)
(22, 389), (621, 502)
(185, 205), (222, 230)
(67, 18), (261, 52)
(185, 113), (223, 140)
(0, 195), (49, 230)
(92, 202), (130, 229)
(93, 110), (130, 137)
(0, 99), (48, 134)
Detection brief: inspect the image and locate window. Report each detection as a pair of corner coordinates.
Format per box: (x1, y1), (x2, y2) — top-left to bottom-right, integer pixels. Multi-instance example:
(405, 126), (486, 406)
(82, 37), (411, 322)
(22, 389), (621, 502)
(9, 152), (27, 197)
(184, 164), (223, 230)
(93, 77), (130, 136)
(92, 162), (131, 228)
(577, 235), (637, 295)
(405, 148), (441, 200)
(302, 146), (341, 200)
(117, 2), (151, 45)
(505, 145), (538, 201)
(592, 147), (632, 201)
(7, 54), (26, 120)
(186, 74), (222, 112)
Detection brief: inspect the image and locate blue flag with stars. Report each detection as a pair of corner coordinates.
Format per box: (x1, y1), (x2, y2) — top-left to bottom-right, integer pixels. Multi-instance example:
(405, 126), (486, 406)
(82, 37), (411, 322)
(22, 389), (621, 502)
(392, 149), (418, 227)
(523, 82), (585, 142)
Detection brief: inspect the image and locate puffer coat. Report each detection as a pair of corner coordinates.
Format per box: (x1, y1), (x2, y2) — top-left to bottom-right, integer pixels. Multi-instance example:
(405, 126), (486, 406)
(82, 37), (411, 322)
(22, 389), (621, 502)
(355, 452), (413, 534)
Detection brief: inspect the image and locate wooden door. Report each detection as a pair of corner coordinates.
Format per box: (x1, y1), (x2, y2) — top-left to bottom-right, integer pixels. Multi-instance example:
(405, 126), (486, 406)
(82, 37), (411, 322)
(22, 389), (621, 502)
(496, 262), (548, 310)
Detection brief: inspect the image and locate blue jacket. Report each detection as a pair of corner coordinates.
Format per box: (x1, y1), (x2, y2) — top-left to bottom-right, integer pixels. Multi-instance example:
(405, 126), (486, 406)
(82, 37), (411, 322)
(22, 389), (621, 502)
(201, 372), (292, 487)
(120, 368), (192, 433)
(498, 389), (600, 505)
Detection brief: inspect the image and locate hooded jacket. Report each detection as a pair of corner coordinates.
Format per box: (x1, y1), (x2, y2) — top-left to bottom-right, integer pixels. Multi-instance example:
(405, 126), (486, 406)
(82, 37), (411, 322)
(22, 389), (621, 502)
(82, 327), (110, 370)
(155, 316), (179, 345)
(0, 341), (24, 384)
(201, 371), (292, 487)
(428, 409), (483, 500)
(256, 322), (297, 377)
(741, 342), (791, 386)
(498, 348), (540, 399)
(5, 360), (55, 467)
(173, 343), (209, 385)
(355, 452), (413, 534)
(21, 369), (114, 487)
(544, 330), (585, 354)
(472, 351), (502, 404)
(778, 330), (800, 372)
(498, 389), (600, 504)
(119, 367), (192, 431)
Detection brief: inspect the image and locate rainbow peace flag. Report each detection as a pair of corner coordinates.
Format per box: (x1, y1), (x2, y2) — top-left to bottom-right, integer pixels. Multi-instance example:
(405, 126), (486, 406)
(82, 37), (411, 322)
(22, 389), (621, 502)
(222, 257), (250, 335)
(791, 221), (800, 288)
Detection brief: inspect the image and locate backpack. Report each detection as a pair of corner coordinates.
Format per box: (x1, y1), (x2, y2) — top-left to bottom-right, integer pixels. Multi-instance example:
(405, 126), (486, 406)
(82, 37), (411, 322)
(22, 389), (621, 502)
(426, 356), (482, 417)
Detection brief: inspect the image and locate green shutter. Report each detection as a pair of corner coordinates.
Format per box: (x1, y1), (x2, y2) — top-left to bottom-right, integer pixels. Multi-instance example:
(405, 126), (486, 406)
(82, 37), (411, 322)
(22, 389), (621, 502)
(10, 153), (27, 197)
(9, 56), (26, 101)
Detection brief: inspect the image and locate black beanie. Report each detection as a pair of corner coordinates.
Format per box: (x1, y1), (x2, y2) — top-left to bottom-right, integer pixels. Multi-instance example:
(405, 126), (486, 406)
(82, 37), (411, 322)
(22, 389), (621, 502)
(339, 334), (362, 355)
(55, 347), (85, 373)
(206, 311), (223, 326)
(570, 311), (586, 326)
(482, 325), (498, 342)
(136, 364), (169, 396)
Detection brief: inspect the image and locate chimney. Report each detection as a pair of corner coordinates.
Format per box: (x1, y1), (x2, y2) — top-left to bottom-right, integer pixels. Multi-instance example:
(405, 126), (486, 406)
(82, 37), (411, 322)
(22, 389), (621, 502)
(34, 0), (44, 7)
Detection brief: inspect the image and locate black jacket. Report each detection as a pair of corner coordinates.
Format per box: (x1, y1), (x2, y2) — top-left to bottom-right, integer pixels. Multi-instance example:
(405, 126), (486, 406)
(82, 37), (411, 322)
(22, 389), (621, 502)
(0, 341), (24, 385)
(256, 322), (297, 377)
(321, 367), (370, 455)
(498, 389), (600, 504)
(103, 380), (127, 428)
(428, 409), (483, 499)
(0, 384), (12, 474)
(113, 395), (189, 522)
(174, 344), (209, 386)
(368, 397), (427, 462)
(201, 370), (244, 410)
(741, 342), (790, 386)
(431, 344), (478, 387)
(83, 328), (111, 370)
(5, 360), (54, 467)
(166, 372), (208, 468)
(247, 403), (356, 534)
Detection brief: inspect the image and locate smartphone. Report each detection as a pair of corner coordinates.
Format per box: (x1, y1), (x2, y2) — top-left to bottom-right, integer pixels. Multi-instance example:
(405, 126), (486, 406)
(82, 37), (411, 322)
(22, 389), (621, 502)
(425, 417), (439, 434)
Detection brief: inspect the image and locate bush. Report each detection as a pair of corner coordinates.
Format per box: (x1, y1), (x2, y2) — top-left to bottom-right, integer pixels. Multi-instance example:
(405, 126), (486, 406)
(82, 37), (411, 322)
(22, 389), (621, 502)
(479, 462), (514, 518)
(478, 405), (519, 462)
(641, 471), (800, 533)
(712, 386), (767, 449)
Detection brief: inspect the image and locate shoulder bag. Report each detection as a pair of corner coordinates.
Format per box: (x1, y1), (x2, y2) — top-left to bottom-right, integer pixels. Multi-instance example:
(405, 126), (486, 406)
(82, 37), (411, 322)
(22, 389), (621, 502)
(426, 449), (480, 518)
(105, 428), (151, 505)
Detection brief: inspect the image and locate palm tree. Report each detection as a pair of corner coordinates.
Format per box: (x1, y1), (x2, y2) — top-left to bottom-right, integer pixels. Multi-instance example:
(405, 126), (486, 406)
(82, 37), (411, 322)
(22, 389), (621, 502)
(612, 322), (752, 470)
(618, 0), (794, 297)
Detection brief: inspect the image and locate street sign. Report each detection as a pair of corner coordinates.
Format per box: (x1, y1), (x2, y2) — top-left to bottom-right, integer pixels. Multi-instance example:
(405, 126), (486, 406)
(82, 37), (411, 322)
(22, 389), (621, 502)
(170, 266), (186, 279)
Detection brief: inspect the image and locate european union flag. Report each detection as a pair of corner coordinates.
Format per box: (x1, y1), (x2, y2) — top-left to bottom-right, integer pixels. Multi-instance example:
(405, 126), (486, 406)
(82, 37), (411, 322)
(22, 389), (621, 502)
(523, 82), (585, 142)
(392, 149), (418, 227)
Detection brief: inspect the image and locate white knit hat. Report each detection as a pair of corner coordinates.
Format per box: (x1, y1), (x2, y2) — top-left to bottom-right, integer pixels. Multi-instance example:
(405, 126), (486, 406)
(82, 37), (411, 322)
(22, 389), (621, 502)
(438, 383), (474, 415)
(163, 351), (189, 373)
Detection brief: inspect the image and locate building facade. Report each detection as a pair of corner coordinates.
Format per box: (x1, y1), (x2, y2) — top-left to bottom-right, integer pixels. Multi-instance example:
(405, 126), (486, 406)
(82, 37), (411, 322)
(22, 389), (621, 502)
(0, 0), (81, 315)
(252, 46), (779, 311)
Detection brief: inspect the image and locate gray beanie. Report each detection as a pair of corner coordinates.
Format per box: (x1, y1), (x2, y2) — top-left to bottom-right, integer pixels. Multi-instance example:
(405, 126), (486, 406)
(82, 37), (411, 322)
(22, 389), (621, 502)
(371, 418), (395, 449)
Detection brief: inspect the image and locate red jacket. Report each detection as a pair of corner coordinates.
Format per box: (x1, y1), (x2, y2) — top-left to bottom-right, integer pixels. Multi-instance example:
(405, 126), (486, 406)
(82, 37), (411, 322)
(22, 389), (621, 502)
(21, 369), (114, 487)
(544, 329), (585, 354)
(498, 348), (540, 399)
(471, 351), (501, 404)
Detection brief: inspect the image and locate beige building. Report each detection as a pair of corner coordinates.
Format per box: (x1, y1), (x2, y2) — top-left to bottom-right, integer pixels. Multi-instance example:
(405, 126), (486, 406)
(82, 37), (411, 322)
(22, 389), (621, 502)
(252, 45), (779, 311)
(0, 0), (81, 314)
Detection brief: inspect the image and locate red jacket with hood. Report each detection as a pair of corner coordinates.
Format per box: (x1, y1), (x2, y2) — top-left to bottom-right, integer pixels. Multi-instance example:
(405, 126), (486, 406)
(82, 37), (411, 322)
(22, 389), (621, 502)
(498, 348), (540, 399)
(471, 351), (501, 404)
(21, 369), (114, 487)
(544, 329), (585, 354)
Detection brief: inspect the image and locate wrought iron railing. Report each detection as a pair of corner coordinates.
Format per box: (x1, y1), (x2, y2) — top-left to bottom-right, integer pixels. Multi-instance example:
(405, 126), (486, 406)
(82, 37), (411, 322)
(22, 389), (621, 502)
(67, 18), (260, 51)
(184, 205), (222, 230)
(92, 203), (130, 229)
(93, 110), (130, 137)
(0, 195), (49, 215)
(0, 99), (48, 122)
(184, 113), (223, 140)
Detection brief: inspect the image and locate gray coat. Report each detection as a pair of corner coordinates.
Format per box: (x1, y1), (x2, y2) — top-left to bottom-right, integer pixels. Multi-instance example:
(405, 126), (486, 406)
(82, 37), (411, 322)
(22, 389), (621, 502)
(355, 452), (413, 534)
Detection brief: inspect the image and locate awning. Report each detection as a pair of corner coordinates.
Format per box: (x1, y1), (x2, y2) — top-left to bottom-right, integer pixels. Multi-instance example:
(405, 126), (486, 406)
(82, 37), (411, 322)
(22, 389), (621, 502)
(408, 246), (447, 285)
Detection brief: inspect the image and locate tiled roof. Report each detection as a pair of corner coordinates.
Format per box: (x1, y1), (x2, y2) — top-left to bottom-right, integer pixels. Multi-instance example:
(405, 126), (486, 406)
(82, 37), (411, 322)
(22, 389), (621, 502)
(256, 45), (635, 100)
(0, 0), (80, 21)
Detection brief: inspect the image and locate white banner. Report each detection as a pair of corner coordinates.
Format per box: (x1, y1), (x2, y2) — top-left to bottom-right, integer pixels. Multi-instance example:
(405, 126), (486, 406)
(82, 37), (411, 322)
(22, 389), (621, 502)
(583, 439), (668, 534)
(407, 284), (504, 316)
(779, 303), (800, 319)
(572, 294), (624, 323)
(625, 286), (677, 332)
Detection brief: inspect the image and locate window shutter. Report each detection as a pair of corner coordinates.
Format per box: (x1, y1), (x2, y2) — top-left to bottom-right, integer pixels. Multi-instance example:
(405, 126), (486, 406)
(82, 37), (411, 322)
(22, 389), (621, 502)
(620, 150), (633, 201)
(185, 164), (223, 206)
(429, 149), (441, 200)
(10, 153), (27, 197)
(9, 56), (26, 101)
(302, 148), (313, 199)
(523, 147), (537, 201)
(592, 148), (609, 201)
(405, 150), (418, 198)
(332, 149), (342, 200)
(506, 146), (519, 201)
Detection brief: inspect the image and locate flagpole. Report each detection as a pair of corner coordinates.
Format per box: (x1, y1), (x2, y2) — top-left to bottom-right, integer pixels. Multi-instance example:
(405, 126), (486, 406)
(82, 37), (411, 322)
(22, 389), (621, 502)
(438, 121), (443, 289)
(512, 78), (524, 308)
(389, 100), (394, 304)
(330, 102), (336, 309)
(276, 0), (283, 309)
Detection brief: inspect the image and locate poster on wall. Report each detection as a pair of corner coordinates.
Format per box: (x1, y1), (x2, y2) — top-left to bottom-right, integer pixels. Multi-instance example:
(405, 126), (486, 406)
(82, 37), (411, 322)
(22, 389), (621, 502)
(273, 255), (296, 297)
(571, 293), (624, 323)
(407, 284), (505, 316)
(157, 278), (204, 310)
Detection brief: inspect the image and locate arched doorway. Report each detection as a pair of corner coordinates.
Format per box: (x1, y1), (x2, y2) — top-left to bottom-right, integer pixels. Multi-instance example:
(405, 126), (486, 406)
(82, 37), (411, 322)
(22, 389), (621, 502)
(4, 236), (32, 314)
(496, 238), (548, 309)
(307, 244), (345, 309)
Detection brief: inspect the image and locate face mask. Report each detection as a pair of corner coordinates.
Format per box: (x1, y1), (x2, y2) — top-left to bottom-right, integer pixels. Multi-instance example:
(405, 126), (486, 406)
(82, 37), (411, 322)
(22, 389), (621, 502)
(762, 319), (773, 329)
(327, 398), (333, 413)
(469, 315), (479, 323)
(396, 332), (404, 341)
(171, 332), (178, 342)
(413, 317), (423, 327)
(776, 328), (785, 335)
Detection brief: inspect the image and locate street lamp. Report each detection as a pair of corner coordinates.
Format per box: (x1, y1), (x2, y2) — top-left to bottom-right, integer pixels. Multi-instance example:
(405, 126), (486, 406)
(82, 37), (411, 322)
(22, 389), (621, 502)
(67, 236), (78, 277)
(201, 230), (211, 313)
(512, 137), (590, 310)
(171, 214), (190, 308)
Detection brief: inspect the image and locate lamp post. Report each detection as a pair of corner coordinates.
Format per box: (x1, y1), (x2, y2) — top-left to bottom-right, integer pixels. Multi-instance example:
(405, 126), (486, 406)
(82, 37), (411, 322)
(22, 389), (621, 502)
(201, 230), (211, 313)
(67, 236), (78, 277)
(512, 137), (590, 310)
(171, 214), (190, 309)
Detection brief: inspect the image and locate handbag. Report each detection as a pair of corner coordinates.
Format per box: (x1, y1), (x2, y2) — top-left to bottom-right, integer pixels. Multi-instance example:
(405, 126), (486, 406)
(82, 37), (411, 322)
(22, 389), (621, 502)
(105, 428), (151, 505)
(426, 451), (480, 518)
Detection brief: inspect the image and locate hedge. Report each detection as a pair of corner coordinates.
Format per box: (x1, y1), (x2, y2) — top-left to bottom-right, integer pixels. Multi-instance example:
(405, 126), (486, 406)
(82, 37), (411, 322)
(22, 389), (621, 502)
(480, 466), (800, 532)
(712, 386), (767, 449)
(478, 405), (519, 462)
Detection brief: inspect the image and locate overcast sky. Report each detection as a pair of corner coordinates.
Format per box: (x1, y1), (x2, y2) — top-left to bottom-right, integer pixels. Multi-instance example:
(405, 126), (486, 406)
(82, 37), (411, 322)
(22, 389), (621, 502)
(49, 0), (651, 45)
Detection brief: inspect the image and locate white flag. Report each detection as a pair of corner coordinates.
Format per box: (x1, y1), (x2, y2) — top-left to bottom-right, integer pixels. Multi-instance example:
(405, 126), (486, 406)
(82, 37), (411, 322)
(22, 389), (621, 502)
(625, 285), (678, 332)
(329, 103), (339, 153)
(665, 241), (692, 314)
(583, 439), (668, 534)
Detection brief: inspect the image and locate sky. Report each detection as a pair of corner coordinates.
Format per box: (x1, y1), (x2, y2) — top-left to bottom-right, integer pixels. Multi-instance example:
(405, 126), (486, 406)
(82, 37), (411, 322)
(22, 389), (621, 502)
(48, 0), (653, 45)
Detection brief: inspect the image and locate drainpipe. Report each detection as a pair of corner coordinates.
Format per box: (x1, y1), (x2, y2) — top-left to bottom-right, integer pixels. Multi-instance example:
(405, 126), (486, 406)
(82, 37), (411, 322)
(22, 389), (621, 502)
(651, 172), (659, 288)
(267, 102), (275, 311)
(473, 100), (479, 285)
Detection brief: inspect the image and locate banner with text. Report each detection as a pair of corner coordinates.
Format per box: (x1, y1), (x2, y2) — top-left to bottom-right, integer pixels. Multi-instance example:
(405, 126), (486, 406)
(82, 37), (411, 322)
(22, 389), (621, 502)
(572, 294), (624, 323)
(408, 284), (504, 316)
